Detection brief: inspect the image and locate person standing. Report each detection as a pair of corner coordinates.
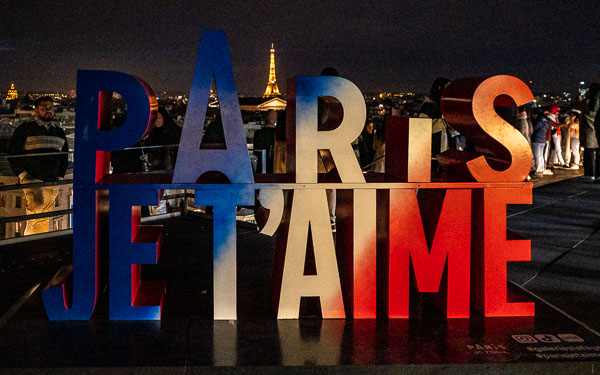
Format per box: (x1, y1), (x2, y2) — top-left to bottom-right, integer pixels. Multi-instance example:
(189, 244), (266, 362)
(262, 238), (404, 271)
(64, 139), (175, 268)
(8, 97), (68, 235)
(516, 105), (531, 144)
(566, 110), (581, 169)
(419, 77), (452, 156)
(253, 109), (277, 173)
(358, 120), (375, 170)
(143, 107), (183, 214)
(547, 106), (568, 168)
(144, 106), (182, 172)
(273, 110), (287, 174)
(372, 122), (385, 173)
(530, 109), (551, 178)
(581, 83), (600, 178)
(580, 83), (600, 178)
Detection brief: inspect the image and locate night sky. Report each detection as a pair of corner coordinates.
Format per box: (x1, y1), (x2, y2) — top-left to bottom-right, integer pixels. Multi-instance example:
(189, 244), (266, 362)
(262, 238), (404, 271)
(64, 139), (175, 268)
(1, 0), (598, 95)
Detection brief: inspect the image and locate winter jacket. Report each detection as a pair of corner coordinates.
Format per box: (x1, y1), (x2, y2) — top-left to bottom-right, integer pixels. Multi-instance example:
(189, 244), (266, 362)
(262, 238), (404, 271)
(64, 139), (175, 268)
(144, 122), (182, 171)
(581, 84), (599, 148)
(531, 116), (550, 144)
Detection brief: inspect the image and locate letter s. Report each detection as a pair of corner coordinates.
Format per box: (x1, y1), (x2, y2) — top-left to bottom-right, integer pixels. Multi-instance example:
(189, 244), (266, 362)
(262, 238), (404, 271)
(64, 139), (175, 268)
(440, 75), (534, 182)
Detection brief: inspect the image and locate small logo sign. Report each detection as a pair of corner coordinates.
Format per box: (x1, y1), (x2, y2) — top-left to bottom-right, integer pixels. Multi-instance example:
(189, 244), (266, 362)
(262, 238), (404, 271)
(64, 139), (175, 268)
(557, 334), (584, 343)
(534, 334), (561, 343)
(512, 335), (538, 344)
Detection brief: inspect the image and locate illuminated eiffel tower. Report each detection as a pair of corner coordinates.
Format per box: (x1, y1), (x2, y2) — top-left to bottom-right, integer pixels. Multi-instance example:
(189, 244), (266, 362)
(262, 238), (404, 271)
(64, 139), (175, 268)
(263, 43), (281, 98)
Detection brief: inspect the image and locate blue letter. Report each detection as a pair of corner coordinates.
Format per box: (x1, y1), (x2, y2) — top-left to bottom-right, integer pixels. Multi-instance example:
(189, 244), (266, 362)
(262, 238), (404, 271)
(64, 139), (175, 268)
(43, 71), (157, 320)
(173, 31), (253, 184)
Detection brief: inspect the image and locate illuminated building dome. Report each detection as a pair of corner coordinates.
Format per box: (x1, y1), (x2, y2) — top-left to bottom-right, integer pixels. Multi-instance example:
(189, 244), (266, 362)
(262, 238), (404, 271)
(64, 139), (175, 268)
(6, 83), (18, 100)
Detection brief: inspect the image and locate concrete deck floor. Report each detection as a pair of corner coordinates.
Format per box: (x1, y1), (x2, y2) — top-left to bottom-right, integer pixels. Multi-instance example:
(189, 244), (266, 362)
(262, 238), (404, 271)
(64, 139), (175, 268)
(0, 171), (598, 373)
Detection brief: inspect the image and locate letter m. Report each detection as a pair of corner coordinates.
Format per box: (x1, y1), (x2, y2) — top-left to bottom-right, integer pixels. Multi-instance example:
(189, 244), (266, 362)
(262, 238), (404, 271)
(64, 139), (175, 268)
(388, 189), (471, 318)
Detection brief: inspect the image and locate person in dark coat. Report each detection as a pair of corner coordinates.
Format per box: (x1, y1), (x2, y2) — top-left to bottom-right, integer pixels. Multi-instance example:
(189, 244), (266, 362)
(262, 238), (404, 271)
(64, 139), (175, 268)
(201, 113), (225, 146)
(143, 107), (182, 171)
(253, 109), (277, 173)
(581, 83), (600, 178)
(358, 119), (375, 169)
(143, 107), (183, 214)
(419, 77), (450, 119)
(530, 109), (551, 177)
(110, 113), (145, 173)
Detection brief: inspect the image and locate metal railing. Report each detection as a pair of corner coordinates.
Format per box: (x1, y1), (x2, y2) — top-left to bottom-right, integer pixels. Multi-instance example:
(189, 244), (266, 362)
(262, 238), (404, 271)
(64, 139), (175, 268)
(0, 142), (390, 240)
(0, 145), (270, 240)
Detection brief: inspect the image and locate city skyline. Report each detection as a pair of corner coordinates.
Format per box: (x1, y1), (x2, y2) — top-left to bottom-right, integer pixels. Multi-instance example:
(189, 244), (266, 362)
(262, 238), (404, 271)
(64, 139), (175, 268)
(1, 0), (598, 96)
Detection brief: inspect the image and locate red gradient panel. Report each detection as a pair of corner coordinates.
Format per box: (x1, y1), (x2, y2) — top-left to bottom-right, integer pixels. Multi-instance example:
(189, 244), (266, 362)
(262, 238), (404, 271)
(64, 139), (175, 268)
(130, 205), (164, 307)
(484, 187), (534, 317)
(95, 91), (113, 183)
(389, 189), (471, 318)
(385, 116), (431, 182)
(440, 76), (534, 182)
(94, 190), (109, 310)
(94, 87), (157, 183)
(354, 236), (377, 318)
(353, 189), (377, 318)
(385, 116), (410, 180)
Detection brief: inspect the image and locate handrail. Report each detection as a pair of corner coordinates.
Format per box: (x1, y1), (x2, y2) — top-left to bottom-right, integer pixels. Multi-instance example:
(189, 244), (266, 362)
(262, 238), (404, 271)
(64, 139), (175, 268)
(4, 151), (71, 158)
(0, 144), (267, 239)
(0, 179), (74, 192)
(361, 153), (385, 171)
(0, 209), (72, 225)
(0, 188), (195, 226)
(161, 192), (195, 200)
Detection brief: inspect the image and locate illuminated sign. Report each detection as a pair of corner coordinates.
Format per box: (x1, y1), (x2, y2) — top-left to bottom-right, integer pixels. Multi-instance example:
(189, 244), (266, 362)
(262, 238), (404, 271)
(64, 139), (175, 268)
(42, 31), (535, 321)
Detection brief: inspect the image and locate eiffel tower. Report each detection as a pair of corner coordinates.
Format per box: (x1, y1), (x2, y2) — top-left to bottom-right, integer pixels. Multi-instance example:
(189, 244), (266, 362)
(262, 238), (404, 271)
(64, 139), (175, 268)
(263, 43), (281, 98)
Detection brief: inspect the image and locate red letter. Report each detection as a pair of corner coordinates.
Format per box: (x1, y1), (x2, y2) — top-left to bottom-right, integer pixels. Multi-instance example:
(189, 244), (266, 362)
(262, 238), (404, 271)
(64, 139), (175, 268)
(389, 189), (471, 318)
(440, 75), (534, 182)
(482, 187), (534, 317)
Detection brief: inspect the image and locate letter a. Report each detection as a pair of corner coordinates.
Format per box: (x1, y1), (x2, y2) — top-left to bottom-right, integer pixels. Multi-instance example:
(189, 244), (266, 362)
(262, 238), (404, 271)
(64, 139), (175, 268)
(277, 189), (345, 319)
(173, 31), (253, 183)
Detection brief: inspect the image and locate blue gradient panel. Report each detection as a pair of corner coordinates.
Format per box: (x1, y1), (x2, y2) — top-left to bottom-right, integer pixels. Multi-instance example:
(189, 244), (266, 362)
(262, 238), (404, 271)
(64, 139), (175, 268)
(173, 30), (253, 184)
(43, 188), (98, 320)
(292, 76), (366, 183)
(195, 188), (254, 320)
(73, 70), (156, 184)
(43, 70), (157, 321)
(109, 187), (162, 320)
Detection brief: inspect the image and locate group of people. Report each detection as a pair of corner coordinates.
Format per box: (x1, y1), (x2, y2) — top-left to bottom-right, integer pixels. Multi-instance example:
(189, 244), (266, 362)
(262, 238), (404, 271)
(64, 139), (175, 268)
(528, 106), (580, 178)
(505, 85), (600, 181)
(417, 77), (600, 181)
(110, 106), (182, 174)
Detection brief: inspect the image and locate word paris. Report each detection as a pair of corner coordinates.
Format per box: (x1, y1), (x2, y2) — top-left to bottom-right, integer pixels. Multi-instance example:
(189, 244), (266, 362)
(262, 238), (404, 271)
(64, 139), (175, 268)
(43, 31), (535, 321)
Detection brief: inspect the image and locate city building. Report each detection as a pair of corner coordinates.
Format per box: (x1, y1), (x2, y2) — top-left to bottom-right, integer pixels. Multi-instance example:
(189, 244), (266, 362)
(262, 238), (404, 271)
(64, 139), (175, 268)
(6, 83), (18, 100)
(239, 97), (286, 111)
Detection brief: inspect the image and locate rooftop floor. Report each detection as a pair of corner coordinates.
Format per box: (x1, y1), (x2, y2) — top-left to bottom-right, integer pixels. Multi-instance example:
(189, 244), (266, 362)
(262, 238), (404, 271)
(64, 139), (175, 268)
(0, 171), (598, 373)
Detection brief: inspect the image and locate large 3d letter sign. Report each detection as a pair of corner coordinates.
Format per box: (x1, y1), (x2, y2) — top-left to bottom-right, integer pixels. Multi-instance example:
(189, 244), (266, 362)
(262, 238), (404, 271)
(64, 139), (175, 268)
(43, 30), (535, 321)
